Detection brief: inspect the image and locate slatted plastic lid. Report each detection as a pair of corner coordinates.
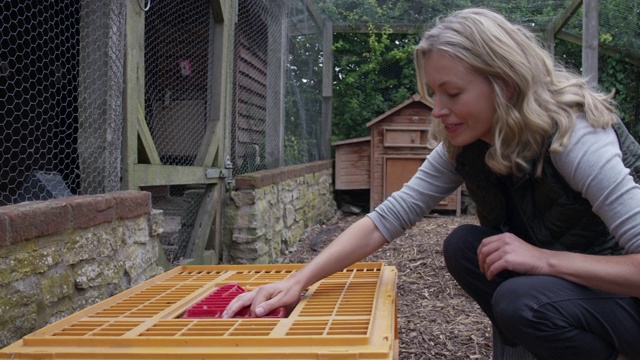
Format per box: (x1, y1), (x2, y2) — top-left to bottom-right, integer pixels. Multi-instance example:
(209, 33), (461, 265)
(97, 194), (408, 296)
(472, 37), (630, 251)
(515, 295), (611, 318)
(1, 262), (398, 359)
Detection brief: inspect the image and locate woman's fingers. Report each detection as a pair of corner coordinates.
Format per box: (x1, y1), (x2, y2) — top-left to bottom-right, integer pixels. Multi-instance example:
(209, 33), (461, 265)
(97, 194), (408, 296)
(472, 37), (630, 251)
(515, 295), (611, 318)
(221, 291), (256, 318)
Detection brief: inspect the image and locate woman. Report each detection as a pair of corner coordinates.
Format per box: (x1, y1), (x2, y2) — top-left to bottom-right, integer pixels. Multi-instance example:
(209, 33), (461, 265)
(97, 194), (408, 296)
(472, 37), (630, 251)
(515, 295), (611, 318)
(224, 8), (640, 359)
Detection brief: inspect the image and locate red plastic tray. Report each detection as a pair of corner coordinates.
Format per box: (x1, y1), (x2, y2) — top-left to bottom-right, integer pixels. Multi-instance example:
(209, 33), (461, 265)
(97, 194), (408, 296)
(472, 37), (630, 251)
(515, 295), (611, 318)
(182, 284), (294, 318)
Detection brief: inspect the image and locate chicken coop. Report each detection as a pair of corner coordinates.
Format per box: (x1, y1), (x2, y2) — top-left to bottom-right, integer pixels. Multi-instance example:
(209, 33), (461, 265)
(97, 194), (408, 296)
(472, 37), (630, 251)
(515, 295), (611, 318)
(333, 94), (461, 214)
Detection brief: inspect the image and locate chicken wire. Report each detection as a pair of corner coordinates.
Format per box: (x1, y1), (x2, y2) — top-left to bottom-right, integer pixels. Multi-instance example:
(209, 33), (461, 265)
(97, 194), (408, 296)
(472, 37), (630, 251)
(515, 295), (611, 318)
(318, 0), (640, 137)
(1, 0), (124, 205)
(232, 0), (325, 176)
(144, 0), (328, 262)
(142, 0), (212, 262)
(2, 1), (636, 262)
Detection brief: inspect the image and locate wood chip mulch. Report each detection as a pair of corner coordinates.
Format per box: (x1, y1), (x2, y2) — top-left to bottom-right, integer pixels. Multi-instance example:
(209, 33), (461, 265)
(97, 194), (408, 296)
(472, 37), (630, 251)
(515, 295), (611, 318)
(282, 211), (491, 360)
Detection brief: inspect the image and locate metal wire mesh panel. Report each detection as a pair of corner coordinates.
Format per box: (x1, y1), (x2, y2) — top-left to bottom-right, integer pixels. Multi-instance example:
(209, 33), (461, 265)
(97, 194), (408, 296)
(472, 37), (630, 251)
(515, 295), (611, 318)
(142, 0), (213, 263)
(562, 1), (640, 137)
(319, 0), (640, 139)
(232, 0), (325, 176)
(1, 0), (124, 205)
(144, 0), (209, 167)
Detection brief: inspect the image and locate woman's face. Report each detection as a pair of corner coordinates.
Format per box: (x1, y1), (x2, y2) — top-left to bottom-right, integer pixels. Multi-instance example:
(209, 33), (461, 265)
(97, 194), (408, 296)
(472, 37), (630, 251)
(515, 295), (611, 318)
(423, 51), (497, 146)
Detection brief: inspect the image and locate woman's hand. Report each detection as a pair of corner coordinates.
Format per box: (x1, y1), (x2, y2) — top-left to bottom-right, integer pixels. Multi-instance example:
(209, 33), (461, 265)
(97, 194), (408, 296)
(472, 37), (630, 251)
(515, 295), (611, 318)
(222, 278), (304, 318)
(477, 232), (550, 280)
(221, 216), (389, 318)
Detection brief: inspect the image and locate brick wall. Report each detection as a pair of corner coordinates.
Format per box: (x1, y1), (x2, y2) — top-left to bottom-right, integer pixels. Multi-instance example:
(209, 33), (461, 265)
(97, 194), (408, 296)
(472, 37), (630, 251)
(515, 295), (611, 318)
(0, 191), (166, 348)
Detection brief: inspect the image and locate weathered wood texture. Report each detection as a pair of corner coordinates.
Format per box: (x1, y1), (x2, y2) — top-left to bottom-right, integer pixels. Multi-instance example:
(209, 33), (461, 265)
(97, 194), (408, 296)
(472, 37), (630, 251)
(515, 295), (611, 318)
(333, 94), (461, 214)
(333, 137), (371, 190)
(367, 94), (459, 213)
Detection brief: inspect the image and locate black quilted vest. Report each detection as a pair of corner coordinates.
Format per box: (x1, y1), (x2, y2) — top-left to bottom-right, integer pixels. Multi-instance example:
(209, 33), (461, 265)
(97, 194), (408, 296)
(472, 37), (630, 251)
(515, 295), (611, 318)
(455, 121), (640, 255)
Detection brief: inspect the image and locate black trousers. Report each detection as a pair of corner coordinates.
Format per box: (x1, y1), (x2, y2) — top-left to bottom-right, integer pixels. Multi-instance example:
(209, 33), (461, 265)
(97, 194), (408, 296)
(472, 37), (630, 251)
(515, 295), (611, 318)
(442, 224), (640, 360)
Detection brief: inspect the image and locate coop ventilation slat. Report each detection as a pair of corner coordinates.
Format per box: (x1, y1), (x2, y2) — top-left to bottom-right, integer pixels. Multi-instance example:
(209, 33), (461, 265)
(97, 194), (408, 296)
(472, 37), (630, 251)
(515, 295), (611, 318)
(1, 262), (397, 359)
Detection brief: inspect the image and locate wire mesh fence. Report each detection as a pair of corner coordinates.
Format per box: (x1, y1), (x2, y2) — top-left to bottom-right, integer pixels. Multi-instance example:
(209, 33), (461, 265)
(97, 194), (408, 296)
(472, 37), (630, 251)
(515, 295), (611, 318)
(142, 0), (212, 262)
(232, 0), (325, 176)
(319, 0), (640, 139)
(0, 0), (328, 264)
(1, 0), (637, 262)
(1, 1), (124, 206)
(144, 0), (328, 262)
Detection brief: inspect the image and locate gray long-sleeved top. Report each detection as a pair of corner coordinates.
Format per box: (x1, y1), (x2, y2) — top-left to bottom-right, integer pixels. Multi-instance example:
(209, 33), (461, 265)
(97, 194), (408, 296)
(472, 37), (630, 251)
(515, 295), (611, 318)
(368, 116), (640, 254)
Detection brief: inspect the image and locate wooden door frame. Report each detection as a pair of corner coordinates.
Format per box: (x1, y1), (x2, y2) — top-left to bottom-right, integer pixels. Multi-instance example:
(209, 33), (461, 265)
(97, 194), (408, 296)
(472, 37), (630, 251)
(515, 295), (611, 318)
(123, 0), (235, 265)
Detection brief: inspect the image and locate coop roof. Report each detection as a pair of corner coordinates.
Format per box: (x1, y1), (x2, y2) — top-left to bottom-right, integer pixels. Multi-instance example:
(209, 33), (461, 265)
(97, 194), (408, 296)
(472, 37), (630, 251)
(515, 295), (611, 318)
(365, 93), (433, 128)
(331, 136), (371, 147)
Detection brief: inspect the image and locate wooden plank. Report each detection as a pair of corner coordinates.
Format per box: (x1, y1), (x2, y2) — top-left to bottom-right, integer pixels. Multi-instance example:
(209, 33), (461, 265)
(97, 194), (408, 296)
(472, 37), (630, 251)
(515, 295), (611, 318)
(556, 30), (640, 68)
(335, 168), (370, 177)
(211, 0), (224, 23)
(123, 0), (146, 189)
(336, 155), (369, 165)
(301, 0), (324, 31)
(201, 0), (237, 266)
(238, 49), (268, 72)
(320, 20), (333, 160)
(237, 116), (265, 132)
(196, 0), (230, 167)
(136, 102), (161, 165)
(334, 23), (423, 34)
(582, 0), (598, 86)
(134, 164), (220, 187)
(265, 2), (287, 168)
(383, 156), (425, 199)
(238, 61), (267, 84)
(237, 131), (264, 144)
(185, 183), (220, 263)
(238, 38), (267, 64)
(237, 102), (266, 120)
(551, 0), (582, 36)
(237, 74), (268, 95)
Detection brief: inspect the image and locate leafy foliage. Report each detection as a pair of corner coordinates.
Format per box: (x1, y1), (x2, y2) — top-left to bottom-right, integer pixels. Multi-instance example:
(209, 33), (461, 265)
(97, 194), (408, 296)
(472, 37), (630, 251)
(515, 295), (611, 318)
(332, 30), (419, 141)
(555, 39), (640, 138)
(320, 0), (640, 141)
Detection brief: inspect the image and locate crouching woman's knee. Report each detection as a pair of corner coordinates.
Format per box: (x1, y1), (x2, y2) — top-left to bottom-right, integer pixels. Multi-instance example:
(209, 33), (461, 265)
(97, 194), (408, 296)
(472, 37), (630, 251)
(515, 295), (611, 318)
(491, 276), (540, 346)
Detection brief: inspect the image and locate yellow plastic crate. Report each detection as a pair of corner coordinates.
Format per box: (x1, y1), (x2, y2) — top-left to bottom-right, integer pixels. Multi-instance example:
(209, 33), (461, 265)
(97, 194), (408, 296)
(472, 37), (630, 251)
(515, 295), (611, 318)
(1, 262), (398, 359)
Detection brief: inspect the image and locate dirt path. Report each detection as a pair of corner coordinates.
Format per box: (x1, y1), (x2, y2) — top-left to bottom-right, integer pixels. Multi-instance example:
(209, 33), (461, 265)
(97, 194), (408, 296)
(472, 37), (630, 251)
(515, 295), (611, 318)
(282, 212), (491, 360)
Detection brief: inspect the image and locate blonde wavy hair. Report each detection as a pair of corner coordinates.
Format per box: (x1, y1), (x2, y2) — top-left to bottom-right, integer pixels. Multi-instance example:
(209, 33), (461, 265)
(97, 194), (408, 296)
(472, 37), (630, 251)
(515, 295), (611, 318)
(415, 8), (618, 176)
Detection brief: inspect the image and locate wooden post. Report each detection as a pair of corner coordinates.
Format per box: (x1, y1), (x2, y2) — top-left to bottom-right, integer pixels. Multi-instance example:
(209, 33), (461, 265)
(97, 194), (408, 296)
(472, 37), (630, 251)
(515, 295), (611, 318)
(265, 1), (288, 168)
(78, 0), (126, 194)
(123, 0), (146, 190)
(321, 20), (333, 160)
(582, 0), (598, 86)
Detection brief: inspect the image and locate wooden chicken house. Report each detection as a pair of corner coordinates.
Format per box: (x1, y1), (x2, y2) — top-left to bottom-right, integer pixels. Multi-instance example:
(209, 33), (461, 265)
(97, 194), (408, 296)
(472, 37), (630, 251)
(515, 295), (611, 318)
(333, 94), (461, 214)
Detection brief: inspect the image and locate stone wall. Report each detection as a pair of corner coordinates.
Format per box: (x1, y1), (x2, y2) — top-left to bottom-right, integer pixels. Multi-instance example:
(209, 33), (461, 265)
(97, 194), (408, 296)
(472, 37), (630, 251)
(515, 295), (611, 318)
(225, 160), (337, 264)
(0, 191), (167, 348)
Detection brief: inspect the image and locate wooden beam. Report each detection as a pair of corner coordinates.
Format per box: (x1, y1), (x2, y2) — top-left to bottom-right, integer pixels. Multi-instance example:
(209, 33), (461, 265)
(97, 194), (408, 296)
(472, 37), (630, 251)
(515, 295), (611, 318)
(551, 0), (582, 36)
(136, 102), (161, 165)
(556, 30), (640, 67)
(265, 2), (287, 168)
(184, 183), (220, 263)
(582, 0), (598, 86)
(195, 2), (227, 167)
(123, 0), (146, 190)
(134, 164), (221, 186)
(320, 20), (333, 160)
(333, 23), (423, 34)
(211, 0), (224, 23)
(301, 0), (324, 31)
